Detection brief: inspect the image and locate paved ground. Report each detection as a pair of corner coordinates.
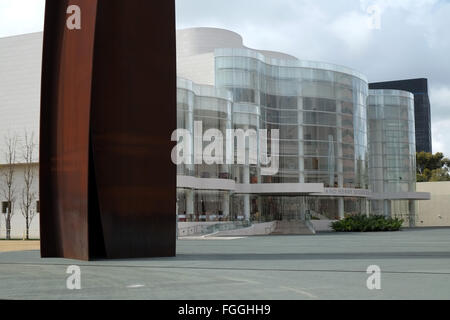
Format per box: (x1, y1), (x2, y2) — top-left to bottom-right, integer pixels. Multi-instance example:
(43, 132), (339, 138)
(0, 241), (40, 253)
(0, 228), (450, 300)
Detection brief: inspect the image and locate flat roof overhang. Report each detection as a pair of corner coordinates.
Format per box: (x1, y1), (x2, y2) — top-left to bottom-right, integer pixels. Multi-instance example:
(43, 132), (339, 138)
(235, 183), (325, 195)
(311, 188), (372, 198)
(177, 177), (432, 200)
(370, 192), (431, 201)
(177, 176), (324, 194)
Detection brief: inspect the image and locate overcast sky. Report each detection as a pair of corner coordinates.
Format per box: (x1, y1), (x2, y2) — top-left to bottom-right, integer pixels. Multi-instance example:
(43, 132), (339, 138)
(1, 0), (449, 156)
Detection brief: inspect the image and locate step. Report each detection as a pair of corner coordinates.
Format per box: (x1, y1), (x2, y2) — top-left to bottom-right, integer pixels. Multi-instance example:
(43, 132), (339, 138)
(271, 220), (315, 235)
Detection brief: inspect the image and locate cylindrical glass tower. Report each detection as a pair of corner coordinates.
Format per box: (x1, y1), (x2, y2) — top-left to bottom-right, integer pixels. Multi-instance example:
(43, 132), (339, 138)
(368, 89), (416, 218)
(176, 78), (233, 222)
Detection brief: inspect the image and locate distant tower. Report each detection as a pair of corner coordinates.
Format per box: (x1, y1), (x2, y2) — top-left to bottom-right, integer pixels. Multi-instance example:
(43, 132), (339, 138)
(369, 78), (432, 153)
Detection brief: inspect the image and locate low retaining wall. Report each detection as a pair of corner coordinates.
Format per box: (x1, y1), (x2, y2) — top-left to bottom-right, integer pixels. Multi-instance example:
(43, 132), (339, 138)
(311, 220), (336, 232)
(178, 222), (247, 237)
(211, 222), (277, 237)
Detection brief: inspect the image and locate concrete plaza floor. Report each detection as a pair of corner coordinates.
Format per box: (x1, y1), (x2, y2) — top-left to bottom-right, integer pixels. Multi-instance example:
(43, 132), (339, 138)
(0, 228), (450, 300)
(0, 241), (40, 253)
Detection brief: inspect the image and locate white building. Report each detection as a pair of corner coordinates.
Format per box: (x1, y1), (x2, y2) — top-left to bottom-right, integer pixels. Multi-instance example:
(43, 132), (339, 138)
(0, 29), (432, 238)
(0, 33), (41, 239)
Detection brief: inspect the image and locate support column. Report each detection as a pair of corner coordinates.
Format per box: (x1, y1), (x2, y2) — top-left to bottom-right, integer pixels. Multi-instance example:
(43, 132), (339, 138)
(338, 197), (345, 220)
(384, 200), (391, 218)
(298, 97), (305, 183)
(243, 196), (250, 221)
(222, 192), (230, 218)
(336, 102), (344, 188)
(409, 200), (416, 228)
(242, 121), (252, 221)
(186, 190), (194, 219)
(243, 165), (251, 221)
(365, 199), (370, 217)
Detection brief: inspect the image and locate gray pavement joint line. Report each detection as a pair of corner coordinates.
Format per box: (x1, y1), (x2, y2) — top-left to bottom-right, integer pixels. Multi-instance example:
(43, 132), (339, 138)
(0, 262), (450, 276)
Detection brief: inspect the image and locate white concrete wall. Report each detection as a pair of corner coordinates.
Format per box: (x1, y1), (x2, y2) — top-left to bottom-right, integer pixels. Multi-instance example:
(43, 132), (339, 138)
(0, 33), (42, 161)
(176, 27), (298, 86)
(177, 52), (215, 86)
(0, 164), (40, 239)
(0, 33), (42, 239)
(416, 182), (450, 227)
(177, 28), (245, 57)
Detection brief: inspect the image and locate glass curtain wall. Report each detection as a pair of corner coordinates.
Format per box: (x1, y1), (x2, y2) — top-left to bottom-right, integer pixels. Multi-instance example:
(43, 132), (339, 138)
(368, 90), (416, 218)
(176, 78), (233, 222)
(215, 48), (369, 221)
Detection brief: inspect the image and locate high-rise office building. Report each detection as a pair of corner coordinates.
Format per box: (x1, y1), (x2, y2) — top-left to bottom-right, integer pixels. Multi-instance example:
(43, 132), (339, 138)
(369, 78), (432, 153)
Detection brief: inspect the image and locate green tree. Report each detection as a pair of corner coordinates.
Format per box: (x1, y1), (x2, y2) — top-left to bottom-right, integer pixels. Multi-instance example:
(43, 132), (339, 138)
(430, 168), (450, 182)
(416, 152), (450, 182)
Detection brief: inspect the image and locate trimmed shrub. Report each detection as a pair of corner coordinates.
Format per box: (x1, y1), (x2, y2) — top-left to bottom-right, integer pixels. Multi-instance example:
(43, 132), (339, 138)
(331, 215), (404, 232)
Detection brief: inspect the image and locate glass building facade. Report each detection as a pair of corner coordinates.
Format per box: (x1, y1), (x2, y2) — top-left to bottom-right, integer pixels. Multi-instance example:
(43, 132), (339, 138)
(369, 79), (432, 153)
(368, 89), (417, 220)
(215, 48), (369, 188)
(214, 48), (369, 221)
(176, 78), (233, 222)
(175, 28), (427, 225)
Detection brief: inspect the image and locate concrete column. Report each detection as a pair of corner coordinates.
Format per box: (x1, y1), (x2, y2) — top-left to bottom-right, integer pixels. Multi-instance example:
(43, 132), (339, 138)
(255, 93), (261, 185)
(186, 101), (195, 175)
(384, 200), (391, 218)
(186, 189), (194, 217)
(223, 112), (232, 178)
(222, 192), (230, 218)
(365, 199), (370, 217)
(409, 200), (416, 228)
(243, 163), (250, 184)
(336, 102), (344, 188)
(298, 97), (305, 183)
(243, 165), (250, 221)
(338, 197), (345, 220)
(243, 195), (250, 221)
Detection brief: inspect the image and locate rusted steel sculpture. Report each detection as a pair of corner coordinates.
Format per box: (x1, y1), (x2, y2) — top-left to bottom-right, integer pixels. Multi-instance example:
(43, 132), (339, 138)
(40, 0), (177, 260)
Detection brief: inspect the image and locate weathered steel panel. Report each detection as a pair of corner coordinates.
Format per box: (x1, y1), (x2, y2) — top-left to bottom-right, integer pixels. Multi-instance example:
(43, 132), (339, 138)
(40, 0), (98, 261)
(40, 0), (176, 260)
(90, 0), (177, 258)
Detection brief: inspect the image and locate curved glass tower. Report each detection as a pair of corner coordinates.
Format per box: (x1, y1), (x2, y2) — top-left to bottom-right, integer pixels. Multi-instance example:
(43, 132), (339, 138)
(215, 48), (368, 187)
(215, 48), (369, 221)
(368, 89), (417, 220)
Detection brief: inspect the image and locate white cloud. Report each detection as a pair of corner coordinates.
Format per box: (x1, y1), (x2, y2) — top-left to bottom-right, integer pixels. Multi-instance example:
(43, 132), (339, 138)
(329, 11), (373, 53)
(430, 86), (450, 118)
(430, 86), (450, 156)
(432, 120), (450, 158)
